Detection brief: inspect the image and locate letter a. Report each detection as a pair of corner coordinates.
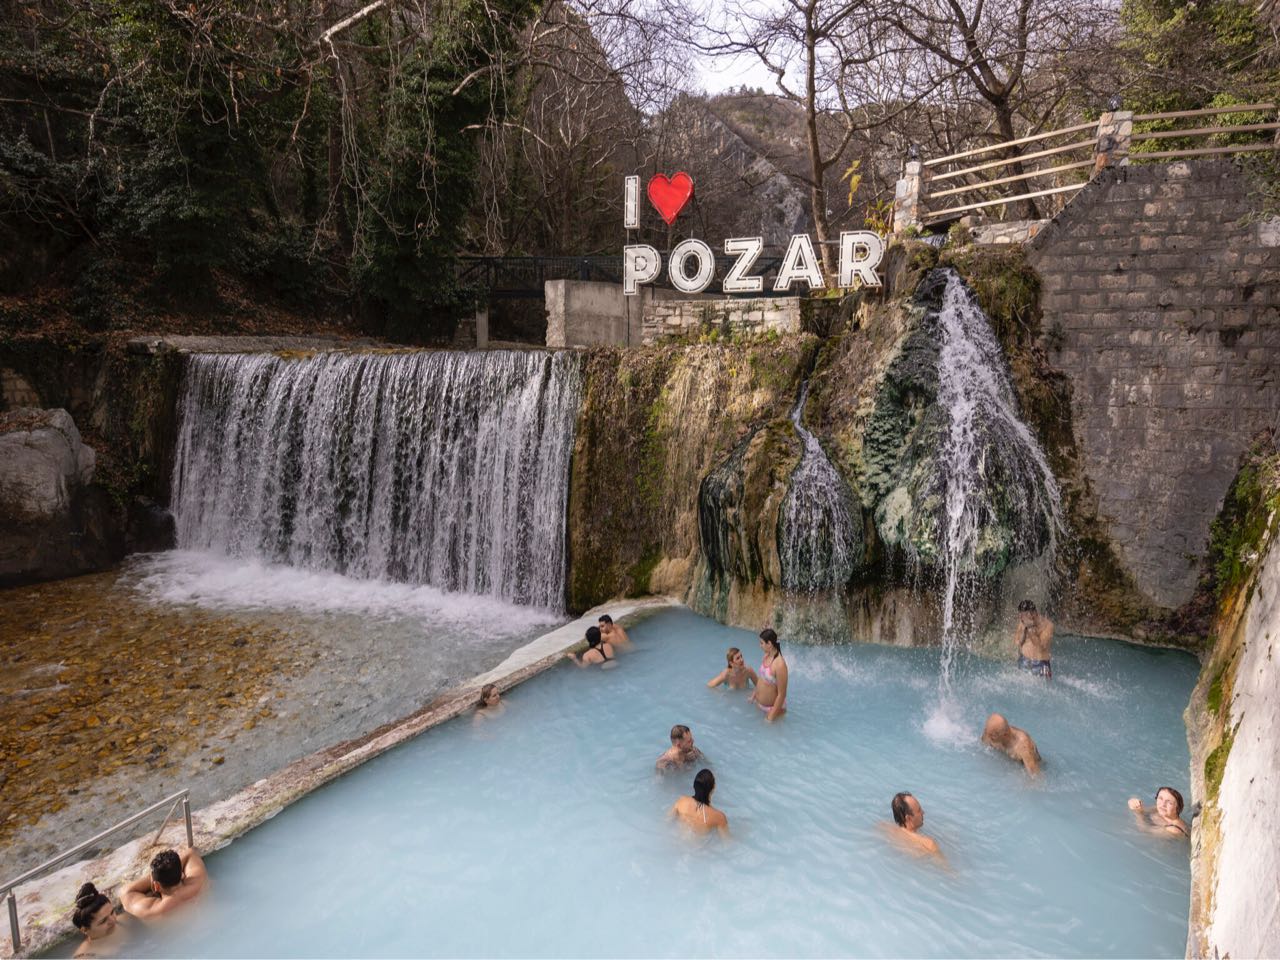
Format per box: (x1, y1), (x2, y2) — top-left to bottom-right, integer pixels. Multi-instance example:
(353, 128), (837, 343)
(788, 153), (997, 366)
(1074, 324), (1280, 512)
(774, 235), (825, 292)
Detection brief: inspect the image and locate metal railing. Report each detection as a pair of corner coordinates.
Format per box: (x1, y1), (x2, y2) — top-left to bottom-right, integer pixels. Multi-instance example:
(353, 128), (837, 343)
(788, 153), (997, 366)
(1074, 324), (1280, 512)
(897, 101), (1279, 230)
(2, 790), (192, 953)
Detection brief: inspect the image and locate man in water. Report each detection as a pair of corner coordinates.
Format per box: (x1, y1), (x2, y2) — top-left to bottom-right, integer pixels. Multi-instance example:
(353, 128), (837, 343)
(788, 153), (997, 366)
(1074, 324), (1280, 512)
(883, 792), (942, 858)
(598, 613), (631, 650)
(121, 847), (208, 920)
(981, 713), (1042, 776)
(1012, 599), (1054, 678)
(655, 724), (704, 771)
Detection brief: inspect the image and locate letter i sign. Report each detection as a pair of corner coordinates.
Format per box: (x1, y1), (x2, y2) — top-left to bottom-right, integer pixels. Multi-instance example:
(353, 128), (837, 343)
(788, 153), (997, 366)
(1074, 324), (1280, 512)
(625, 174), (694, 228)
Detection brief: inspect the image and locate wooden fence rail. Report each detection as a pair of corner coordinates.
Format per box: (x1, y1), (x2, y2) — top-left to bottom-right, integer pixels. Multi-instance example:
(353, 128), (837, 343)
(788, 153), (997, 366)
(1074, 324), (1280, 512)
(894, 102), (1279, 232)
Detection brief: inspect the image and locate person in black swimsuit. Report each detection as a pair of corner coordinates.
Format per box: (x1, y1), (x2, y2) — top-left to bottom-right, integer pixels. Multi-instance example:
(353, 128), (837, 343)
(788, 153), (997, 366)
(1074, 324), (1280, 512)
(569, 625), (615, 667)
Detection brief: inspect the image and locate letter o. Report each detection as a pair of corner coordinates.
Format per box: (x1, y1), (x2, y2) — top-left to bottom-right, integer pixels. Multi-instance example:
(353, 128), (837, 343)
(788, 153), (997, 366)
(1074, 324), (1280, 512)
(668, 239), (715, 294)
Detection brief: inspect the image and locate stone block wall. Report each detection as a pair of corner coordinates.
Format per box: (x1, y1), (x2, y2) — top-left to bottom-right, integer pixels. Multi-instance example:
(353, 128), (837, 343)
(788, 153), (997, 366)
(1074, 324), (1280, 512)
(641, 297), (802, 344)
(1029, 160), (1280, 610)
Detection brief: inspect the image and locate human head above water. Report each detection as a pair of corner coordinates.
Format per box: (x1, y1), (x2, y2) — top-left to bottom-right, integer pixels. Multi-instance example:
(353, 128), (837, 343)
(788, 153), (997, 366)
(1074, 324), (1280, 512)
(692, 768), (716, 804)
(726, 646), (742, 667)
(150, 849), (182, 889)
(891, 792), (921, 828)
(670, 723), (691, 745)
(983, 713), (1011, 743)
(598, 614), (613, 628)
(71, 882), (112, 934)
(759, 628), (780, 654)
(478, 683), (499, 708)
(585, 625), (602, 648)
(1156, 786), (1185, 816)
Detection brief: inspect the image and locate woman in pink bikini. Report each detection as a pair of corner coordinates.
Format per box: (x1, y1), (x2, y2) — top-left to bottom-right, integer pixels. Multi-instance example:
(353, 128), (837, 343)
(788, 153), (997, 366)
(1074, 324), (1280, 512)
(749, 628), (788, 721)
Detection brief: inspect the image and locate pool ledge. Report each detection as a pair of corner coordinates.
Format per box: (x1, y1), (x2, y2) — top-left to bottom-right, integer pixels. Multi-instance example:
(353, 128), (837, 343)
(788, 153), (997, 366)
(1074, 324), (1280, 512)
(2, 596), (680, 959)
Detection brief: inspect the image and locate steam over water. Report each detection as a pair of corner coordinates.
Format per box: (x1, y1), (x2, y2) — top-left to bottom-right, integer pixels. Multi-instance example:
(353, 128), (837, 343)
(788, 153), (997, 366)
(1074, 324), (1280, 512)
(171, 350), (581, 610)
(779, 380), (859, 593)
(934, 270), (1063, 682)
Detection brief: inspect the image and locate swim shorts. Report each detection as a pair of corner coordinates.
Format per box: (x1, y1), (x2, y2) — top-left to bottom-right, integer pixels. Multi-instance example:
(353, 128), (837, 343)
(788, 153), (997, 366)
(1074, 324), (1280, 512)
(1018, 655), (1052, 679)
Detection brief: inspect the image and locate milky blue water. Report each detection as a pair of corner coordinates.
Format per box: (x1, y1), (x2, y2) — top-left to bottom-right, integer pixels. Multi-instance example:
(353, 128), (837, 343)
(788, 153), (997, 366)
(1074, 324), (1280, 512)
(78, 608), (1196, 958)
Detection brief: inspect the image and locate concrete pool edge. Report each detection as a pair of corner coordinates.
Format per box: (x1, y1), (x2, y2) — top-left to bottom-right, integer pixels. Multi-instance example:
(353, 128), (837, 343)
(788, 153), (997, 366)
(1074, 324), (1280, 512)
(2, 596), (680, 959)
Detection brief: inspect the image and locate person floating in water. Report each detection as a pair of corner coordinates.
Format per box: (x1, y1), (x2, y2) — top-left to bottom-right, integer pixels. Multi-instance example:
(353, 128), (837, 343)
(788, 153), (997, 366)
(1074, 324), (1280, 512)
(71, 882), (131, 958)
(655, 724), (705, 772)
(597, 614), (631, 651)
(881, 792), (942, 859)
(749, 628), (788, 721)
(669, 768), (728, 834)
(120, 847), (208, 920)
(706, 646), (757, 690)
(1128, 786), (1190, 838)
(981, 713), (1042, 776)
(568, 625), (615, 667)
(473, 683), (505, 720)
(1013, 599), (1054, 678)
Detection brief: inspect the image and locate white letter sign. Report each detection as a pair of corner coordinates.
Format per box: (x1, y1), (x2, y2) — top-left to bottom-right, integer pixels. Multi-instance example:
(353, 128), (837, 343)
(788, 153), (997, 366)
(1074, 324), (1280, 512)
(624, 176), (640, 229)
(669, 239), (715, 293)
(723, 237), (764, 293)
(774, 234), (825, 292)
(624, 244), (661, 295)
(839, 231), (884, 288)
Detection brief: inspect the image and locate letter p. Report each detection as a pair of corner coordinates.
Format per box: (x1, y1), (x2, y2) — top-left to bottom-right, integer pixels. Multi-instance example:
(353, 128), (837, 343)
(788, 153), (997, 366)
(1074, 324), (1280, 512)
(624, 245), (661, 295)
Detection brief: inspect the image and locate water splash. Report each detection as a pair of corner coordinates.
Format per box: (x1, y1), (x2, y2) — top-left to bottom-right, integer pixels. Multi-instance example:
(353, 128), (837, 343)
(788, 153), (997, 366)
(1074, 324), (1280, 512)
(778, 380), (860, 593)
(170, 350), (581, 610)
(933, 270), (1063, 685)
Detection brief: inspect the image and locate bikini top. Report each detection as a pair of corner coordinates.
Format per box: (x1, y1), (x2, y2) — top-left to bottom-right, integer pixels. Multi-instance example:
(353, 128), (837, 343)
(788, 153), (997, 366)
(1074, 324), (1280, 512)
(760, 655), (780, 684)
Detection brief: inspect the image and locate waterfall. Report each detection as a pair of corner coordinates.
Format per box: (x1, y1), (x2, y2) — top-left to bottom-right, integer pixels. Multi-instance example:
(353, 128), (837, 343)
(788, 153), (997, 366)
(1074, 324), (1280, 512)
(778, 381), (860, 593)
(170, 349), (582, 610)
(933, 270), (1063, 683)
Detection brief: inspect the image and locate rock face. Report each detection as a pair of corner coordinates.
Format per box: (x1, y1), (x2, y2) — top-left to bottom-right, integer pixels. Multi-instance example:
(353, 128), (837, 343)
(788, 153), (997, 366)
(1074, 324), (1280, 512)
(0, 408), (122, 585)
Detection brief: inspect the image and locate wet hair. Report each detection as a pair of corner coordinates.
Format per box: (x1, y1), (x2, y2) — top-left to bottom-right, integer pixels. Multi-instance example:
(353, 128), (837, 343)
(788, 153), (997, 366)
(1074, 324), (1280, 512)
(891, 792), (914, 827)
(72, 883), (110, 931)
(1018, 599), (1037, 613)
(670, 724), (691, 744)
(1156, 786), (1185, 815)
(759, 628), (780, 652)
(726, 646), (741, 667)
(478, 683), (498, 708)
(598, 614), (613, 625)
(585, 626), (602, 648)
(692, 768), (715, 805)
(150, 849), (182, 888)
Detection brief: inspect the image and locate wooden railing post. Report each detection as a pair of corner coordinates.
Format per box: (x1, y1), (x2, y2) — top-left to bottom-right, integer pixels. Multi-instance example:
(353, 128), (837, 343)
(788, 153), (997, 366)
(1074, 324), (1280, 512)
(893, 157), (928, 234)
(1094, 109), (1134, 173)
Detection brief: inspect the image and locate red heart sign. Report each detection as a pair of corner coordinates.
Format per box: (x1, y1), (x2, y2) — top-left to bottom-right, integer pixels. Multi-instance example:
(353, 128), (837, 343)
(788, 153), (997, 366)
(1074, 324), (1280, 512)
(648, 172), (694, 225)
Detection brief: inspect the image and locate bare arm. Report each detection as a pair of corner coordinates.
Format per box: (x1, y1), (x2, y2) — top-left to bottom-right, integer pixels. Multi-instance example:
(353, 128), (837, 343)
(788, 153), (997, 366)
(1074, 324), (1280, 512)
(180, 847), (207, 886)
(767, 660), (788, 721)
(1013, 621), (1027, 651)
(119, 876), (159, 918)
(706, 669), (729, 688)
(1021, 741), (1041, 776)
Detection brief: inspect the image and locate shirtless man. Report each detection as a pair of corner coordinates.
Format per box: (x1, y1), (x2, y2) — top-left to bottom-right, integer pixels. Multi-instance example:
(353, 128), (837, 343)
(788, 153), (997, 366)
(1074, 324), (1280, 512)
(1012, 599), (1054, 679)
(882, 792), (942, 859)
(981, 713), (1042, 776)
(120, 847), (207, 920)
(598, 614), (631, 651)
(655, 724), (705, 771)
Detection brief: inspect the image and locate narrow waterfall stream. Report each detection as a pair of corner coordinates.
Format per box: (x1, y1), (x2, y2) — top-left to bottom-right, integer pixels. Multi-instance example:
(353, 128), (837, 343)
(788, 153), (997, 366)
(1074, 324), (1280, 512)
(778, 380), (859, 593)
(170, 349), (582, 610)
(933, 270), (1063, 688)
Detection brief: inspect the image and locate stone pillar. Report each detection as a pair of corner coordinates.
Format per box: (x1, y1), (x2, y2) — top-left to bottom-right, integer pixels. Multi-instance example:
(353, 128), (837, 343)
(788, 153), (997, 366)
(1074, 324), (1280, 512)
(475, 305), (489, 348)
(892, 159), (927, 234)
(1093, 110), (1133, 174)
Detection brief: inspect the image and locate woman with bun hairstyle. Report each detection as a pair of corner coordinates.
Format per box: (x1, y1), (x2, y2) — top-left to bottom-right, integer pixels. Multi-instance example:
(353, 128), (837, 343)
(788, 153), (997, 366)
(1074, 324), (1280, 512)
(71, 882), (129, 958)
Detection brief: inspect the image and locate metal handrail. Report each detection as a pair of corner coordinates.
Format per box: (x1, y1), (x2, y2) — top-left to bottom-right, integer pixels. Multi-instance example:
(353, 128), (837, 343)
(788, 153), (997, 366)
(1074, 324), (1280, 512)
(2, 789), (193, 953)
(922, 120), (1098, 167)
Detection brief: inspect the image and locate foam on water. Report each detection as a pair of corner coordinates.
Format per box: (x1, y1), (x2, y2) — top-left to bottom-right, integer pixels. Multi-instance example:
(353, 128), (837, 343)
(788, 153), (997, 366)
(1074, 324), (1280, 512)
(71, 609), (1195, 959)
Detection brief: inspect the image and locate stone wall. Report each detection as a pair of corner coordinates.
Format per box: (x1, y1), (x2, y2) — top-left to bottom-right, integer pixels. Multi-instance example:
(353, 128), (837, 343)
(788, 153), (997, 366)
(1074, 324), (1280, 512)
(642, 297), (802, 344)
(545, 281), (708, 348)
(1029, 160), (1280, 610)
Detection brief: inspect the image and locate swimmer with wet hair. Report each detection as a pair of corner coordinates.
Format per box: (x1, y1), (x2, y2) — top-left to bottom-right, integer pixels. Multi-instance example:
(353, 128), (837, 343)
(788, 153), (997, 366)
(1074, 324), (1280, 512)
(749, 628), (787, 721)
(71, 882), (130, 958)
(655, 724), (705, 771)
(120, 846), (208, 920)
(568, 625), (615, 667)
(981, 713), (1042, 776)
(1128, 786), (1190, 838)
(474, 683), (505, 720)
(881, 792), (942, 858)
(597, 613), (631, 650)
(706, 646), (757, 690)
(669, 768), (728, 834)
(1013, 599), (1054, 679)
